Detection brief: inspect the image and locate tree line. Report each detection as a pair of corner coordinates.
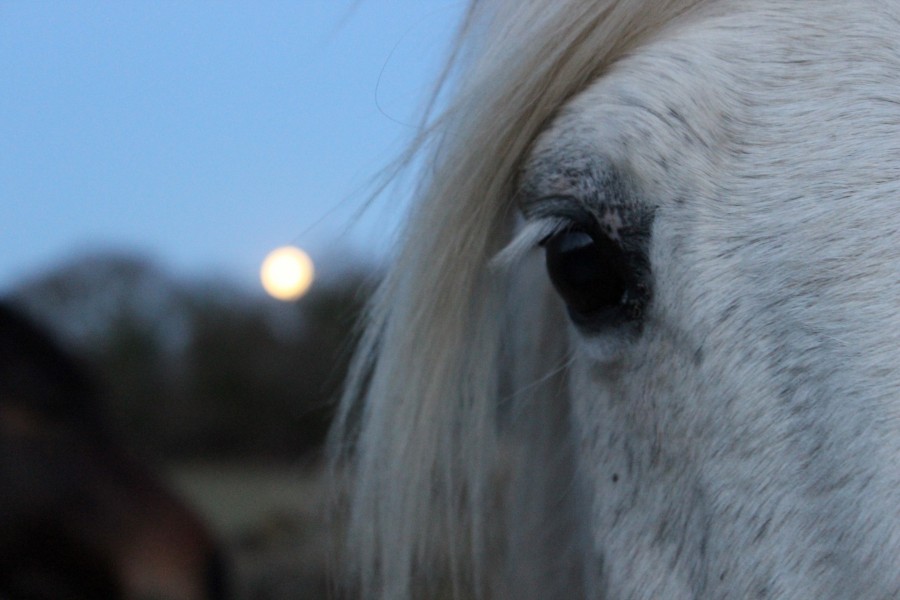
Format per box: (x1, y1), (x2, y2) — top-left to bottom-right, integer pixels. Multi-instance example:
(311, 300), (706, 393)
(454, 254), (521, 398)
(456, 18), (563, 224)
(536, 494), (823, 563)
(6, 251), (374, 462)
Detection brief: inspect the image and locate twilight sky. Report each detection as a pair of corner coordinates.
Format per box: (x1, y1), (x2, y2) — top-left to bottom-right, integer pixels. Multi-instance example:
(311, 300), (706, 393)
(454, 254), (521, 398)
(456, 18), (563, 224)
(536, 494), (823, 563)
(0, 2), (464, 295)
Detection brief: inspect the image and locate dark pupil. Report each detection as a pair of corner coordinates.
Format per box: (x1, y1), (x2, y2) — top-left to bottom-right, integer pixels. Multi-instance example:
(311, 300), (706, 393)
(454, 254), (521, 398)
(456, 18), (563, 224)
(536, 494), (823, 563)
(544, 229), (628, 316)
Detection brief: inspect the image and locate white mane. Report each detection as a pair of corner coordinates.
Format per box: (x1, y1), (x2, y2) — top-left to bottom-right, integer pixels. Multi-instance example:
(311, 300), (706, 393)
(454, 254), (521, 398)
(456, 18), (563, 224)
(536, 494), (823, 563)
(330, 1), (900, 598)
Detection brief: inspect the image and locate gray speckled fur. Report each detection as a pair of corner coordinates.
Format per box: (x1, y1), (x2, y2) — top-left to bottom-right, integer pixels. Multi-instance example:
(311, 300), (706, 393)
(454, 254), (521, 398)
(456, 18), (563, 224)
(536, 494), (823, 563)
(333, 1), (900, 598)
(518, 3), (900, 597)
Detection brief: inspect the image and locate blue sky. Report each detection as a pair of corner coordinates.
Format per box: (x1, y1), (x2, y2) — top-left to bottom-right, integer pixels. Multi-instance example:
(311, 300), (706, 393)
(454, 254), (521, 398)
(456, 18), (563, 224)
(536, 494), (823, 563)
(0, 2), (464, 294)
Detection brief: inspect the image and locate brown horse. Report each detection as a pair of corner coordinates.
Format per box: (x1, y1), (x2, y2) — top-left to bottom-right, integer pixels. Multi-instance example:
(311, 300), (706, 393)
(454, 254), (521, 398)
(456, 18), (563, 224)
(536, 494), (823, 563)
(0, 301), (229, 600)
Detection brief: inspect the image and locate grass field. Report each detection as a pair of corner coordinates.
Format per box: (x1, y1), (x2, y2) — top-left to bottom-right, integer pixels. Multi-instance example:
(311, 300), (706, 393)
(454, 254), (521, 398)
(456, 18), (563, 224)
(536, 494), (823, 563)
(166, 462), (334, 600)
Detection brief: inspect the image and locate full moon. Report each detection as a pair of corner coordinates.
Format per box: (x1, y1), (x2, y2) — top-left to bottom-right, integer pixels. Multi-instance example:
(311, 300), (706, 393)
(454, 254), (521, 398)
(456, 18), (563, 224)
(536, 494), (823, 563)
(260, 246), (315, 301)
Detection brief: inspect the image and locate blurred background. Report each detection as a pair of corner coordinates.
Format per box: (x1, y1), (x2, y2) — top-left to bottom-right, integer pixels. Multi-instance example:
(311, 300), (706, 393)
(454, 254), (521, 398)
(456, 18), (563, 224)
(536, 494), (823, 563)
(1, 3), (464, 598)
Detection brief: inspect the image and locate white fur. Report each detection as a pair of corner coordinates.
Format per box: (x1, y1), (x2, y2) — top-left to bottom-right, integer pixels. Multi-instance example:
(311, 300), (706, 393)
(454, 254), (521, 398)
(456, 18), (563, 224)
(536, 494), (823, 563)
(330, 1), (900, 598)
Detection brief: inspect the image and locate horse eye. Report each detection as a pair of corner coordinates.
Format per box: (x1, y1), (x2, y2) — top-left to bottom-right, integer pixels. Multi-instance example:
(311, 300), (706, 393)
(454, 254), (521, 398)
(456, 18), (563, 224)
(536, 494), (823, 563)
(543, 227), (645, 326)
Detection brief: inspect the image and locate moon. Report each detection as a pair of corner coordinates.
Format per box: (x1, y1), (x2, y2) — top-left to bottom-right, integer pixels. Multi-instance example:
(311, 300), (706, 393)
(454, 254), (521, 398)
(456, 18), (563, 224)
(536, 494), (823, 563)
(260, 246), (315, 301)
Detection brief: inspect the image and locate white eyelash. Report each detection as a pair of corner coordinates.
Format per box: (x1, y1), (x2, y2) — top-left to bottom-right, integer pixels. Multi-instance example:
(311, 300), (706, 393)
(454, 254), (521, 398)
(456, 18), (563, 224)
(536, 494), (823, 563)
(489, 217), (569, 272)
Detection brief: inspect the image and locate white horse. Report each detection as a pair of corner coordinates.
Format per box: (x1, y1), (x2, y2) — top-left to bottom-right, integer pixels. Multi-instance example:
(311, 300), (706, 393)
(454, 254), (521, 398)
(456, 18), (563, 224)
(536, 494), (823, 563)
(330, 1), (900, 598)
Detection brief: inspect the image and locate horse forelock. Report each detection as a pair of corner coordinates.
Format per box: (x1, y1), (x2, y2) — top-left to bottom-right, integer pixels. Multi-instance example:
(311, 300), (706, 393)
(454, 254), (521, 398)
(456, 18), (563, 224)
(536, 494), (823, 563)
(330, 1), (693, 595)
(330, 1), (900, 598)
